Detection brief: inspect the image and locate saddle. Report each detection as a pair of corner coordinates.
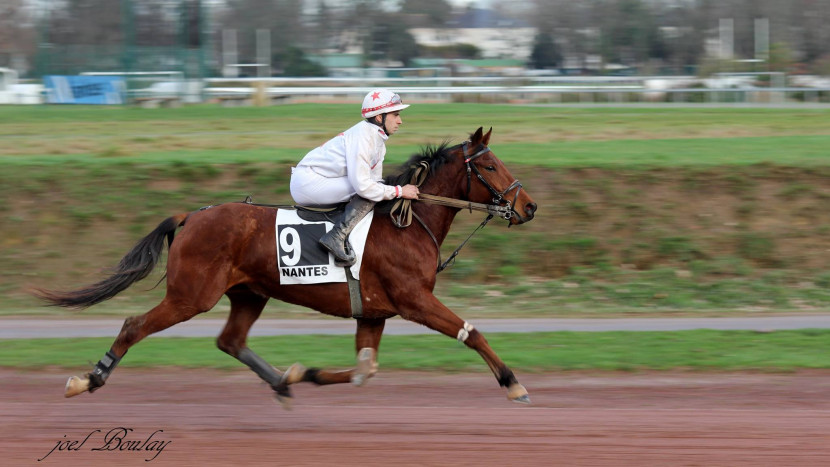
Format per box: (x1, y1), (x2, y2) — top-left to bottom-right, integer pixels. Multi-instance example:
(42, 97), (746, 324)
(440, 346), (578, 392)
(294, 203), (347, 223)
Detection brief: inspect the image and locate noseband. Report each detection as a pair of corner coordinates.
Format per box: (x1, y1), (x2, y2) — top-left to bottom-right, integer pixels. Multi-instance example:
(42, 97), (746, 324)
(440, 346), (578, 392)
(461, 141), (524, 222)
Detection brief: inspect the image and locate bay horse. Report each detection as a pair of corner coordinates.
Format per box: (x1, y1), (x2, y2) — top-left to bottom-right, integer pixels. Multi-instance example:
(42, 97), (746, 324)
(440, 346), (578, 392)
(36, 127), (537, 407)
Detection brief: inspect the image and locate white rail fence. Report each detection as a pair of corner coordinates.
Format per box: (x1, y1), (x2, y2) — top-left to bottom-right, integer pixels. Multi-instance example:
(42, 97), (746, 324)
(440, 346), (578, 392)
(4, 73), (830, 106)
(203, 84), (830, 106)
(199, 75), (830, 107)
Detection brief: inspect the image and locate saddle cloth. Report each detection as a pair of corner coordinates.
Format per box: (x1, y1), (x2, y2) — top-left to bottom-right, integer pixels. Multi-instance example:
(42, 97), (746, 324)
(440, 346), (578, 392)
(275, 209), (372, 284)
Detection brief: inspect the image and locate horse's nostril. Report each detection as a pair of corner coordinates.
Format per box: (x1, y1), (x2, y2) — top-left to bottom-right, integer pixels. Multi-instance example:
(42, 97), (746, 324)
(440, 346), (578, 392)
(526, 203), (537, 217)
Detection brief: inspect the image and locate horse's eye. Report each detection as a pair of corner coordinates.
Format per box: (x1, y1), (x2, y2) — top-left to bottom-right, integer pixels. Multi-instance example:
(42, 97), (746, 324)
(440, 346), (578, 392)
(485, 165), (496, 172)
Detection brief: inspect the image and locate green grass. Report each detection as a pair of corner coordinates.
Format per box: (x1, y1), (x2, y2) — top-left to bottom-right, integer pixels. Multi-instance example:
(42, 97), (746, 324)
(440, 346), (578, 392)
(2, 330), (830, 372)
(438, 269), (830, 316)
(497, 135), (830, 167)
(3, 104), (830, 166)
(4, 135), (829, 168)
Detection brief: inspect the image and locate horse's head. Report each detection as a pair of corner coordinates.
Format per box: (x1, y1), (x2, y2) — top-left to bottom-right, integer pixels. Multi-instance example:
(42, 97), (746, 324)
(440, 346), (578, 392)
(456, 127), (537, 224)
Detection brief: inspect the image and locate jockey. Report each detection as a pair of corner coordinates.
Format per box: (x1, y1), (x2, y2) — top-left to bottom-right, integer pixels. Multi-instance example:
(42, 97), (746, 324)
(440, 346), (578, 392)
(290, 88), (420, 266)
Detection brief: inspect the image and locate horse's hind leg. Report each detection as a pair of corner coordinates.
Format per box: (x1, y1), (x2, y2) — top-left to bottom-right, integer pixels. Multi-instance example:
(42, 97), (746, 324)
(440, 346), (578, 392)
(281, 318), (385, 388)
(215, 289), (292, 405)
(65, 293), (220, 398)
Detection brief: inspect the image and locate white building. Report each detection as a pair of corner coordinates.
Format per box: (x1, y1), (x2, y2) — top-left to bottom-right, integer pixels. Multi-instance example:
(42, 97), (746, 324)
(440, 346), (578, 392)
(408, 8), (536, 61)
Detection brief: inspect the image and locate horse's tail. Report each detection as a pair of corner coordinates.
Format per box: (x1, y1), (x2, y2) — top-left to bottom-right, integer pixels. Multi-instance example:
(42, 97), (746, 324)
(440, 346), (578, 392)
(34, 213), (190, 309)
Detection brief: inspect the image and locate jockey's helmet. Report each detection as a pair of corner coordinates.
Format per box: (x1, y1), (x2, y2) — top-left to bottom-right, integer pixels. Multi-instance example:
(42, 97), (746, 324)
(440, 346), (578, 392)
(361, 89), (409, 118)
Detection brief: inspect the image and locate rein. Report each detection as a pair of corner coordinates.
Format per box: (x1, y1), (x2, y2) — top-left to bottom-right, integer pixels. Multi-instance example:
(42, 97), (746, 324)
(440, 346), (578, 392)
(389, 143), (522, 273)
(389, 162), (513, 228)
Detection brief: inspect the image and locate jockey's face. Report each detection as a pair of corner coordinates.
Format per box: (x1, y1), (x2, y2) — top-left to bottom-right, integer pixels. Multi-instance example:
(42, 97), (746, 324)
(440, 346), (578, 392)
(377, 111), (402, 135)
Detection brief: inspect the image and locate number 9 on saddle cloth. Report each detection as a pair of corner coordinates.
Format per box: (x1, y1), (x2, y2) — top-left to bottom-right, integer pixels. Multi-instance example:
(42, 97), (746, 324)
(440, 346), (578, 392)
(275, 208), (373, 285)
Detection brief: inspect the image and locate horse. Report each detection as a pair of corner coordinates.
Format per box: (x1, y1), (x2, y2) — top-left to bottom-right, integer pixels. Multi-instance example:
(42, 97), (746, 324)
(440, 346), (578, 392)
(36, 127), (538, 407)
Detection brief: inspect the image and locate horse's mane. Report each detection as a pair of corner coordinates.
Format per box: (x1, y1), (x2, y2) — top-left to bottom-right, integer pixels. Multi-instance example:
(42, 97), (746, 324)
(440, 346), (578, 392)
(377, 142), (455, 211)
(385, 142), (455, 187)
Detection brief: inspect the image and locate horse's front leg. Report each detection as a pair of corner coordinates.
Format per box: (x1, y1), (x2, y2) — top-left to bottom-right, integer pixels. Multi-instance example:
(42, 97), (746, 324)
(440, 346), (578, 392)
(399, 293), (530, 404)
(280, 318), (385, 387)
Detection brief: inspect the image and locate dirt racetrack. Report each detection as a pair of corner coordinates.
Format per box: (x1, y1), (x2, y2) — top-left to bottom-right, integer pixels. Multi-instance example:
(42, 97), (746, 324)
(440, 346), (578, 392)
(4, 368), (830, 466)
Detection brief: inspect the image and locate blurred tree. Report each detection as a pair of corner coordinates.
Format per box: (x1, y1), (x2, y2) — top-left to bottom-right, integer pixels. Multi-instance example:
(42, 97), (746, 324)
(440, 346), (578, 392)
(312, 0), (334, 50)
(134, 1), (178, 47)
(522, 0), (830, 75)
(21, 0), (830, 78)
(365, 13), (419, 66)
(50, 0), (122, 46)
(525, 0), (588, 69)
(529, 32), (562, 69)
(343, 1), (418, 66)
(767, 42), (795, 72)
(599, 0), (664, 66)
(661, 2), (706, 72)
(220, 0), (305, 66)
(792, 0), (830, 63)
(419, 43), (480, 59)
(276, 46), (327, 76)
(809, 54), (830, 76)
(37, 0), (186, 74)
(398, 0), (452, 27)
(346, 0), (381, 65)
(722, 0), (761, 59)
(183, 0), (202, 48)
(0, 0), (36, 70)
(39, 1), (180, 49)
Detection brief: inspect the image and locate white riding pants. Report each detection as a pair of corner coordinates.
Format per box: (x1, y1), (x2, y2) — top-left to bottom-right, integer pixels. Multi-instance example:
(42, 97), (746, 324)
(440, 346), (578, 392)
(290, 166), (355, 205)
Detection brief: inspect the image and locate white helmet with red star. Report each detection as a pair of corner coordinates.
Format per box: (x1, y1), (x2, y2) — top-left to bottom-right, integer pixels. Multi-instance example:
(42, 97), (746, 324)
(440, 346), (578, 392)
(361, 89), (409, 118)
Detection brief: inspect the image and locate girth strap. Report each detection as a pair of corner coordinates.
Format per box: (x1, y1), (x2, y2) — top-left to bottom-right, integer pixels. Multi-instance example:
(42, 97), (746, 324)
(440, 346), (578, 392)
(345, 267), (363, 318)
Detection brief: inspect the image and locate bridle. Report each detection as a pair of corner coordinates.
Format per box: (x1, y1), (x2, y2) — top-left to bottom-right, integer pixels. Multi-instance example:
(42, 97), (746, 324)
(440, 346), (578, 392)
(389, 140), (527, 273)
(460, 141), (524, 222)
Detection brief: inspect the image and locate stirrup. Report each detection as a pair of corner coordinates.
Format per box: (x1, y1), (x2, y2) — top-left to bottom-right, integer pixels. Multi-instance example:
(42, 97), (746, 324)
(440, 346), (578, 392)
(334, 257), (356, 268)
(319, 235), (356, 266)
(333, 242), (356, 267)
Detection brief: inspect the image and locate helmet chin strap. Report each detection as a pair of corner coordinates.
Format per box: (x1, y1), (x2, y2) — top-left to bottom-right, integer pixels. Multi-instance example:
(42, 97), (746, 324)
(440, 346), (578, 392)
(380, 113), (389, 135)
(367, 114), (390, 135)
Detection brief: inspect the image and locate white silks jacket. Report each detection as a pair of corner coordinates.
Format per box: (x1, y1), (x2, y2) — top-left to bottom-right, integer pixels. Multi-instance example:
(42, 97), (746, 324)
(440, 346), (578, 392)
(290, 120), (403, 204)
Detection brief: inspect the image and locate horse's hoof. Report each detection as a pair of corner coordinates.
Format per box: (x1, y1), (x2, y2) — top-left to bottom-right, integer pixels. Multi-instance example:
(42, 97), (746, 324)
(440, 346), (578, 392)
(281, 363), (306, 385)
(275, 392), (293, 411)
(351, 347), (375, 387)
(65, 376), (90, 398)
(273, 384), (294, 410)
(507, 383), (531, 405)
(351, 373), (367, 387)
(512, 394), (532, 405)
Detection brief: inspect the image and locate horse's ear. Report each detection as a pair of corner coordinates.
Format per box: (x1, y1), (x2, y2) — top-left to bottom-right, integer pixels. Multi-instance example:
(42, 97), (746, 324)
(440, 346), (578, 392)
(471, 127), (484, 144)
(482, 127), (492, 146)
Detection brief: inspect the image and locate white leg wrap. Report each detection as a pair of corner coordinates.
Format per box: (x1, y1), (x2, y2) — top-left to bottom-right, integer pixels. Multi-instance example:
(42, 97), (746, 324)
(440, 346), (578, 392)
(456, 322), (475, 343)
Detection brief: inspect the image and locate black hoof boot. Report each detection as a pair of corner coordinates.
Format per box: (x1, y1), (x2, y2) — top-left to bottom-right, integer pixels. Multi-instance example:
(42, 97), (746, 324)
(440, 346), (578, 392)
(87, 372), (106, 393)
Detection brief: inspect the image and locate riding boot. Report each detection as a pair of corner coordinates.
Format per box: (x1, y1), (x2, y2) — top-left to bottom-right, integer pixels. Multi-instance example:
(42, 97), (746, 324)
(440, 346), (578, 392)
(319, 196), (375, 267)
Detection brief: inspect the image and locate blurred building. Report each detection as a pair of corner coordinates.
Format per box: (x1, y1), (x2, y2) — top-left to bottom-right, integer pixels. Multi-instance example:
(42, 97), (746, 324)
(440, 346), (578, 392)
(409, 7), (535, 61)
